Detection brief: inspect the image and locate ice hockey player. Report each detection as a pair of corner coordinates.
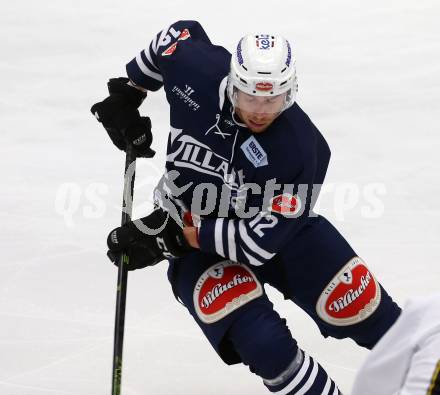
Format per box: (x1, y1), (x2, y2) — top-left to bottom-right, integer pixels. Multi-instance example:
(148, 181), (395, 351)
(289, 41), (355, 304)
(91, 20), (402, 394)
(352, 293), (440, 395)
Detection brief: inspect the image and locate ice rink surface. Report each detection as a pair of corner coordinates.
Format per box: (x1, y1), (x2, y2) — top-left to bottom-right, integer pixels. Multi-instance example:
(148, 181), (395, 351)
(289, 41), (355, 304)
(1, 1), (439, 393)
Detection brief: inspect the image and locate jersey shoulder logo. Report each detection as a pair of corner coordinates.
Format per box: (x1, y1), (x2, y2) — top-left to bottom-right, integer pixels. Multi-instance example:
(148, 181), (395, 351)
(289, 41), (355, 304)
(162, 29), (191, 56)
(269, 193), (301, 216)
(240, 136), (268, 168)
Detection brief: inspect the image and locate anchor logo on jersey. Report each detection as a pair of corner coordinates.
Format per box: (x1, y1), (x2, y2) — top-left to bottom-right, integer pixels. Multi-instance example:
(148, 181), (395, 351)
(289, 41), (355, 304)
(205, 114), (231, 139)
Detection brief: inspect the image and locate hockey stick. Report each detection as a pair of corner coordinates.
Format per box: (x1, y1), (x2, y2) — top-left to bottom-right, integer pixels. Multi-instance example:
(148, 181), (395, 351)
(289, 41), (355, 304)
(111, 143), (136, 395)
(110, 142), (155, 394)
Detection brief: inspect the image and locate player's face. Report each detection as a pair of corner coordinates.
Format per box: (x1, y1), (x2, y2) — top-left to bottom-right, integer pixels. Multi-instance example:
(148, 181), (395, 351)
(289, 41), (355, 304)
(235, 91), (285, 133)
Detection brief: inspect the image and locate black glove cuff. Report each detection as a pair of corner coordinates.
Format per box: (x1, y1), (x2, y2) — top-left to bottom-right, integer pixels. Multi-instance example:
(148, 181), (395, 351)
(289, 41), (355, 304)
(162, 218), (193, 257)
(107, 225), (138, 252)
(125, 116), (153, 155)
(107, 77), (146, 109)
(138, 209), (192, 257)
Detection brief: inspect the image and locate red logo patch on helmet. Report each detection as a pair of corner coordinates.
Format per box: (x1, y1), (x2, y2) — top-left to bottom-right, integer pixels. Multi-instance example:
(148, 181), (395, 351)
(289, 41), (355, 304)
(162, 29), (191, 56)
(255, 82), (273, 92)
(270, 193), (301, 216)
(316, 257), (381, 326)
(193, 261), (263, 324)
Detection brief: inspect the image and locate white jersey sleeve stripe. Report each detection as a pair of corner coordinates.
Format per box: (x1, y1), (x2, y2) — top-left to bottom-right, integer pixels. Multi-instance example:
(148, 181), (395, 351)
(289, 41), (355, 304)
(144, 48), (159, 72)
(152, 34), (159, 55)
(151, 28), (161, 54)
(238, 221), (276, 261)
(321, 377), (331, 395)
(227, 220), (237, 262)
(135, 53), (163, 82)
(242, 248), (265, 266)
(214, 218), (225, 257)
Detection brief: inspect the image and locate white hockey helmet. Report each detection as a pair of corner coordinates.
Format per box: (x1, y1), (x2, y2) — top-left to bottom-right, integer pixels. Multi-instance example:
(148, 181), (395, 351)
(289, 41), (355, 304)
(227, 34), (298, 115)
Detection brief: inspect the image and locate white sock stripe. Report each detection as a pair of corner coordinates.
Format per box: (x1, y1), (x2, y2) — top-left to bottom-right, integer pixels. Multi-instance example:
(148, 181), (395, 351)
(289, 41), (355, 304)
(238, 221), (275, 261)
(227, 220), (237, 262)
(273, 354), (310, 395)
(135, 53), (163, 82)
(214, 219), (225, 257)
(143, 47), (159, 71)
(321, 377), (331, 395)
(296, 358), (318, 395)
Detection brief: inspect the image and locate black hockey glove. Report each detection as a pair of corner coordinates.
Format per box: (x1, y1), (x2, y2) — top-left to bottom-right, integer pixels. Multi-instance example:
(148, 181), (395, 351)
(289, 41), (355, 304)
(106, 207), (193, 270)
(90, 77), (155, 158)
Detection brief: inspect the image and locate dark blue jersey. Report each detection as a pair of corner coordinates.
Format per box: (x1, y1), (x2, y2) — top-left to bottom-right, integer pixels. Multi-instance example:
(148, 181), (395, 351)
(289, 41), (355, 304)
(126, 20), (331, 267)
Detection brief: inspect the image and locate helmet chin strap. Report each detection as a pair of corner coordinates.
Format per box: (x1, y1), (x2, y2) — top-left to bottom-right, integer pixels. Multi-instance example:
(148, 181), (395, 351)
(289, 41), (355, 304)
(231, 106), (247, 128)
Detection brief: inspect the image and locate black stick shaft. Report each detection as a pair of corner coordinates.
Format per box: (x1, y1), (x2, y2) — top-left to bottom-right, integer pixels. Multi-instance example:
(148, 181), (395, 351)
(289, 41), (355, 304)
(111, 144), (136, 395)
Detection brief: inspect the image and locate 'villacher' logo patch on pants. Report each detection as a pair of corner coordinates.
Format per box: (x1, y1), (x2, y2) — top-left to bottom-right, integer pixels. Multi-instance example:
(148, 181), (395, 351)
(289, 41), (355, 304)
(193, 261), (263, 324)
(316, 256), (382, 326)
